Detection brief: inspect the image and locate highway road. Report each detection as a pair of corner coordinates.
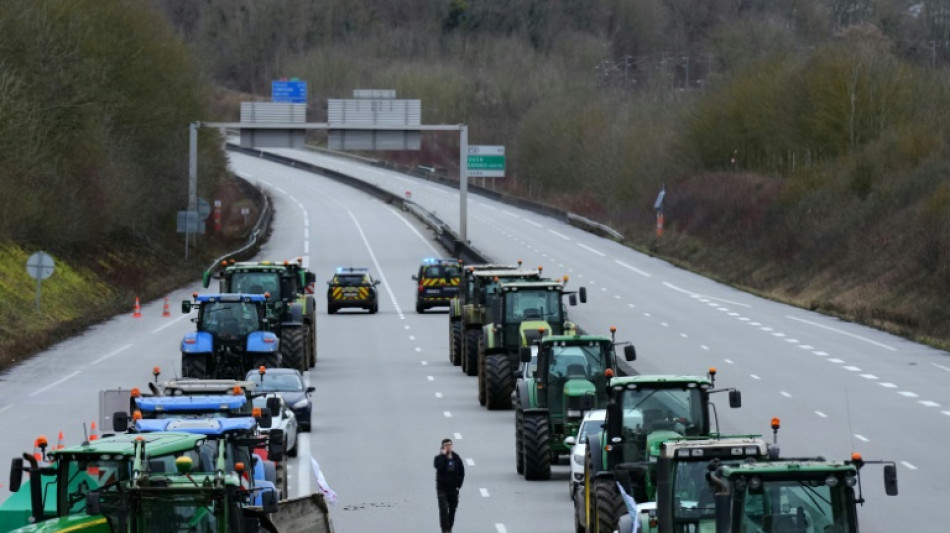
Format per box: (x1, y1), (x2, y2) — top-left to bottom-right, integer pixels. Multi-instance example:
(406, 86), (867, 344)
(1, 143), (946, 532)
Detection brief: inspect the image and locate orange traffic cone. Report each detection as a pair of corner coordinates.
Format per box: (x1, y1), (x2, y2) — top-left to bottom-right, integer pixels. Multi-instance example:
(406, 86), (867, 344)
(133, 297), (142, 318)
(162, 297), (171, 317)
(56, 431), (65, 450)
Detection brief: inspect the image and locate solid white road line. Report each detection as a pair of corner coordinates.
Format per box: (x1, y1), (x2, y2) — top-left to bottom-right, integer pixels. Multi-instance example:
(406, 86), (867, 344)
(787, 315), (897, 351)
(347, 210), (404, 318)
(617, 260), (651, 277)
(576, 243), (605, 256)
(30, 371), (81, 397)
(522, 218), (543, 228)
(151, 313), (192, 334)
(386, 205), (441, 255)
(91, 344), (133, 365)
(548, 229), (570, 240)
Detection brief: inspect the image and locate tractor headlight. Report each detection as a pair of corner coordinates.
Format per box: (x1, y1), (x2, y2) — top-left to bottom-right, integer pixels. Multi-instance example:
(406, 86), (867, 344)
(566, 409), (582, 418)
(572, 454), (584, 466)
(292, 399), (309, 410)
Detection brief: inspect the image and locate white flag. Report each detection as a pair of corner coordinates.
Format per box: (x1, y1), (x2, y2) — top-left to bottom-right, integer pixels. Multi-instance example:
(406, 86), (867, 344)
(616, 481), (639, 533)
(310, 456), (338, 506)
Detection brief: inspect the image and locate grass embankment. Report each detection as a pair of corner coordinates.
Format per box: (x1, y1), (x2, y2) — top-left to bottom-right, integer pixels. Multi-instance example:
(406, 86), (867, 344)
(0, 175), (264, 372)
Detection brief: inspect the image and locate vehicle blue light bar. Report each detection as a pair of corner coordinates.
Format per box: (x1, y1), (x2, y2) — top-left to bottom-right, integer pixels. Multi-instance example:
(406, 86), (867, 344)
(135, 417), (258, 435)
(136, 395), (247, 412)
(335, 267), (368, 274)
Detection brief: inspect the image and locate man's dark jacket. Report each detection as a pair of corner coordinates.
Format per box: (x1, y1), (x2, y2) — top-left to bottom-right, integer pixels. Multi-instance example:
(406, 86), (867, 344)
(434, 452), (465, 491)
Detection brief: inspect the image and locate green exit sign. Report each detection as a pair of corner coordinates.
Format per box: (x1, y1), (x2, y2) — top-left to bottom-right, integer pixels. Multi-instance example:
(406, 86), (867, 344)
(467, 145), (505, 177)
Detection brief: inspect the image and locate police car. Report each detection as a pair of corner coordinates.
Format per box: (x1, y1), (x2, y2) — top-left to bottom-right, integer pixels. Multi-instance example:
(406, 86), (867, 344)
(411, 258), (461, 313)
(327, 267), (379, 314)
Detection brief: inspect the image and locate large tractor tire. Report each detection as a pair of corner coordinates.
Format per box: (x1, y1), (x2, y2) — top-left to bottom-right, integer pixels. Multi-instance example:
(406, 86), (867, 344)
(253, 353), (280, 373)
(515, 410), (525, 474)
(477, 338), (487, 406)
(464, 330), (480, 377)
(485, 353), (514, 410)
(592, 478), (623, 533)
(280, 327), (307, 373)
(450, 322), (462, 366)
(182, 354), (210, 379)
(522, 412), (552, 480)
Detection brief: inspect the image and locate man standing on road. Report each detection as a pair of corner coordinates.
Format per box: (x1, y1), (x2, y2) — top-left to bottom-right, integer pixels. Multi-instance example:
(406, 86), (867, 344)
(434, 438), (465, 533)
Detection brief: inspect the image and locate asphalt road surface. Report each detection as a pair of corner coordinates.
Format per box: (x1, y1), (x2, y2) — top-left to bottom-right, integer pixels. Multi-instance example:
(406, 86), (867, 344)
(1, 145), (946, 532)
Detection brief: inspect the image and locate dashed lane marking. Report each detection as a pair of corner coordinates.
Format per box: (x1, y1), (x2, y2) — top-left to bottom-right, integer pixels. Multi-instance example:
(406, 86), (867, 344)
(861, 374), (878, 380)
(91, 344), (133, 365)
(576, 243), (605, 256)
(815, 411), (828, 418)
(786, 315), (897, 351)
(855, 434), (869, 442)
(902, 461), (918, 470)
(30, 371), (81, 397)
(427, 376), (434, 381)
(480, 488), (490, 497)
(780, 392), (791, 398)
(750, 374), (761, 380)
(466, 458), (475, 466)
(443, 411), (452, 418)
(616, 260), (650, 277)
(454, 433), (463, 440)
(920, 400), (940, 407)
(435, 392), (443, 398)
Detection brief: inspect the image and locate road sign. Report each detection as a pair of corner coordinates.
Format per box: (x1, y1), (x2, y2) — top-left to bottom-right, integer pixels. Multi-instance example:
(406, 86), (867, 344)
(272, 80), (307, 103)
(467, 145), (505, 177)
(26, 251), (54, 312)
(176, 210), (205, 234)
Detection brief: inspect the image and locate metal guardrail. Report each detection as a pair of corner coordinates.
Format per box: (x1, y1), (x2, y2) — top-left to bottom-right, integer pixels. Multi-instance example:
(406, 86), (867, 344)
(204, 184), (272, 273)
(226, 144), (491, 265)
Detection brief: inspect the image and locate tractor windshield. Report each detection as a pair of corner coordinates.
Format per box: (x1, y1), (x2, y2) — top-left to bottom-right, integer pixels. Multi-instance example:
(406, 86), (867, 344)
(230, 272), (281, 299)
(505, 289), (563, 325)
(736, 476), (853, 533)
(200, 301), (260, 338)
(135, 491), (222, 532)
(670, 460), (724, 524)
(60, 457), (132, 514)
(616, 386), (706, 462)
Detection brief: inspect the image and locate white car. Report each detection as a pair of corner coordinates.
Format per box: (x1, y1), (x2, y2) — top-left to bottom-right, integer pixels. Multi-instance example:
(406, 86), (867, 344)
(565, 408), (606, 498)
(253, 393), (299, 457)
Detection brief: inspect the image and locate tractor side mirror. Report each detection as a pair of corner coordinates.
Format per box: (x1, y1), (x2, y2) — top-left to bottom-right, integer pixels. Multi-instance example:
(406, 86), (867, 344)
(884, 464), (899, 496)
(9, 457), (24, 492)
(569, 294), (577, 306)
(260, 488), (279, 514)
(520, 347), (532, 363)
(181, 301), (192, 313)
(624, 345), (636, 362)
(729, 390), (742, 408)
(85, 493), (101, 515)
(268, 430), (285, 462)
(564, 436), (576, 447)
(113, 411), (130, 432)
(201, 271), (212, 288)
(579, 287), (588, 303)
(259, 409), (273, 429)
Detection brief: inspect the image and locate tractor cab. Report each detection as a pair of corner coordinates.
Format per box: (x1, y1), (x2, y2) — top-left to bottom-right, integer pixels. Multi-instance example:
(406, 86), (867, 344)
(488, 279), (586, 352)
(189, 295), (267, 341)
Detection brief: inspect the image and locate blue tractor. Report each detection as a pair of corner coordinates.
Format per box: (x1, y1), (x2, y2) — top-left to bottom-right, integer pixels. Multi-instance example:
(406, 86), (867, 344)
(181, 293), (280, 379)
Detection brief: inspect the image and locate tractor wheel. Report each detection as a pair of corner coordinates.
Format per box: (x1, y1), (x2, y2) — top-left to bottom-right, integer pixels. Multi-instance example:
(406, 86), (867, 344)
(280, 327), (306, 373)
(522, 412), (552, 480)
(182, 354), (209, 379)
(515, 410), (525, 475)
(485, 353), (514, 410)
(252, 353), (280, 373)
(593, 478), (623, 533)
(449, 322), (462, 366)
(477, 337), (487, 406)
(464, 330), (479, 377)
(287, 436), (298, 458)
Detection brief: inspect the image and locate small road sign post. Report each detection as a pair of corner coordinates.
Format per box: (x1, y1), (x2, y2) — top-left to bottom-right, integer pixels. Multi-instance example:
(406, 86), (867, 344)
(26, 251), (55, 312)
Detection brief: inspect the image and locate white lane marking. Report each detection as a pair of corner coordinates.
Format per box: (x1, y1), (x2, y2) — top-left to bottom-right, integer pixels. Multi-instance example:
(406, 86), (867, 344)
(815, 411), (828, 418)
(409, 335), (416, 341)
(30, 371), (81, 397)
(91, 344), (133, 365)
(427, 376), (434, 381)
(0, 405), (13, 414)
(466, 458), (475, 466)
(861, 374), (878, 380)
(828, 358), (844, 364)
(151, 313), (192, 334)
(785, 338), (799, 343)
(799, 345), (814, 350)
(661, 322), (669, 327)
(772, 332), (786, 337)
(680, 333), (688, 338)
(786, 315), (897, 351)
(421, 361), (428, 366)
(729, 312), (740, 317)
(780, 391), (791, 398)
(454, 433), (463, 440)
(943, 411), (950, 417)
(443, 411), (452, 418)
(854, 434), (869, 442)
(304, 228), (309, 240)
(933, 363), (950, 372)
(548, 229), (571, 240)
(614, 295), (621, 299)
(665, 283), (749, 306)
(717, 308), (729, 312)
(701, 345), (710, 351)
(296, 432), (312, 496)
(577, 243), (606, 256)
(481, 204), (498, 211)
(404, 325), (410, 330)
(920, 400), (940, 407)
(480, 488), (490, 497)
(616, 260), (650, 277)
(386, 205), (441, 255)
(522, 218), (543, 228)
(902, 461), (917, 470)
(643, 312), (651, 317)
(739, 317), (750, 321)
(749, 322), (761, 326)
(590, 280), (596, 285)
(628, 303), (635, 308)
(879, 382), (898, 388)
(750, 374), (761, 380)
(347, 210), (404, 318)
(898, 391), (919, 398)
(495, 525), (507, 533)
(415, 347), (422, 353)
(813, 351), (828, 356)
(843, 366), (861, 372)
(435, 392), (443, 398)
(761, 327), (773, 332)
(724, 359), (734, 364)
(502, 210), (519, 218)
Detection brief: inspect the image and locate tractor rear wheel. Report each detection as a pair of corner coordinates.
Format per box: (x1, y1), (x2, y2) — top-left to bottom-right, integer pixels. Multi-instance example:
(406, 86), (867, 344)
(182, 354), (209, 379)
(280, 327), (306, 373)
(464, 330), (479, 377)
(593, 478), (623, 533)
(253, 353), (279, 373)
(522, 412), (551, 480)
(477, 337), (488, 406)
(485, 353), (514, 410)
(515, 410), (525, 474)
(450, 322), (462, 366)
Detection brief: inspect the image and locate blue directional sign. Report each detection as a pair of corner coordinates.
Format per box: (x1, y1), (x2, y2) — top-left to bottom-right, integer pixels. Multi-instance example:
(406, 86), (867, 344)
(272, 80), (307, 103)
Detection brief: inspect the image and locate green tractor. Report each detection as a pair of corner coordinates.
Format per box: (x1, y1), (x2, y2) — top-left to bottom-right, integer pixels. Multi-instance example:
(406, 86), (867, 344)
(449, 264), (542, 376)
(704, 453), (898, 533)
(206, 259), (317, 372)
(478, 278), (586, 410)
(580, 370), (742, 533)
(514, 327), (636, 480)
